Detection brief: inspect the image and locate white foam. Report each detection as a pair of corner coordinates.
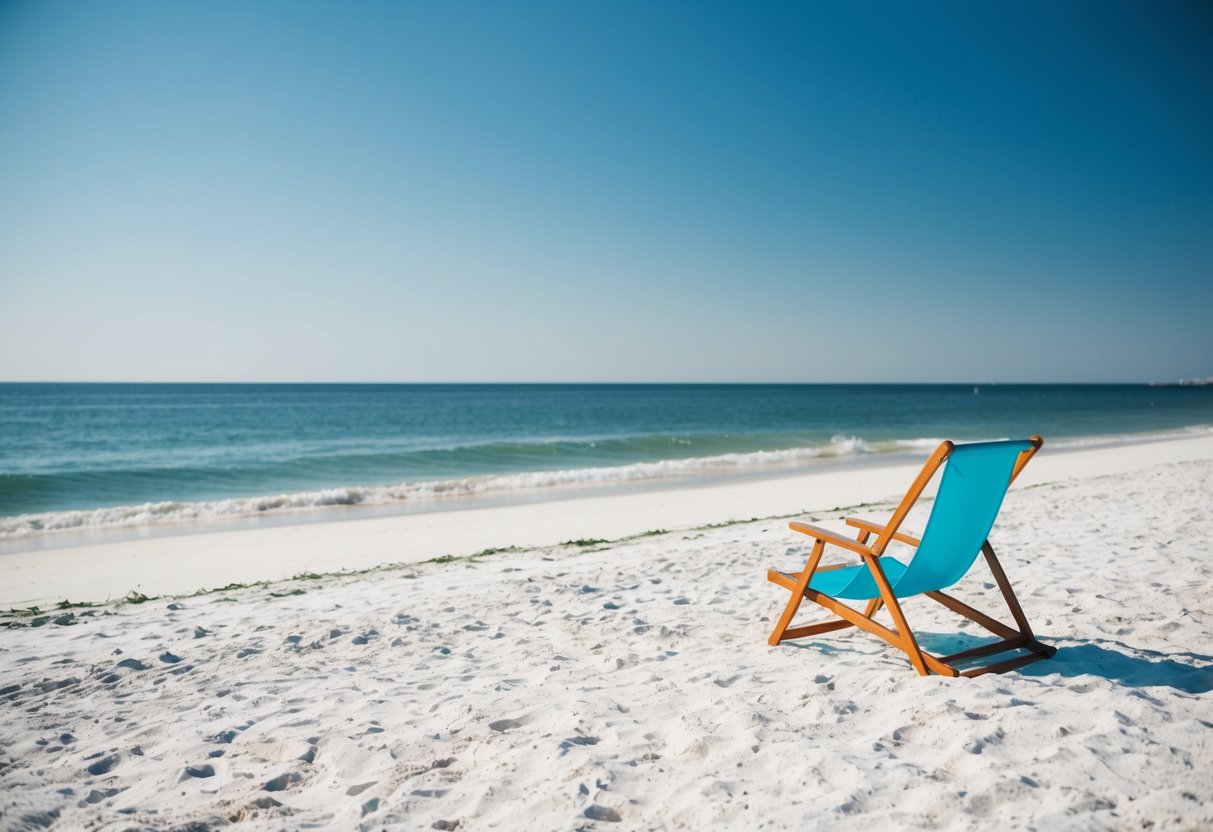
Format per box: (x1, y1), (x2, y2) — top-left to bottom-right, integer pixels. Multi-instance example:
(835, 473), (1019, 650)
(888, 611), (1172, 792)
(5, 426), (1209, 540)
(1047, 423), (1213, 449)
(0, 438), (921, 538)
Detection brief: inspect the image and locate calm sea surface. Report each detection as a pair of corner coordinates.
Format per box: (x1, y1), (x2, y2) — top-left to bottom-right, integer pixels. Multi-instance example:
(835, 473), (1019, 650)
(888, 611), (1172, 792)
(1, 383), (1210, 537)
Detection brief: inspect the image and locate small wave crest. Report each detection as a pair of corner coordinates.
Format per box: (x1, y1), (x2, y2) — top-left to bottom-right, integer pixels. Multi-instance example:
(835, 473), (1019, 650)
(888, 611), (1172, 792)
(0, 435), (942, 539)
(8, 425), (1207, 540)
(1046, 423), (1213, 449)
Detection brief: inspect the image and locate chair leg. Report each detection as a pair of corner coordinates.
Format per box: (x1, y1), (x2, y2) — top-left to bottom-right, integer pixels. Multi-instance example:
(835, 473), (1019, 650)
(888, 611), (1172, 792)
(768, 539), (825, 646)
(769, 554), (930, 673)
(981, 541), (1039, 642)
(920, 540), (1054, 673)
(772, 590), (886, 643)
(863, 556), (929, 675)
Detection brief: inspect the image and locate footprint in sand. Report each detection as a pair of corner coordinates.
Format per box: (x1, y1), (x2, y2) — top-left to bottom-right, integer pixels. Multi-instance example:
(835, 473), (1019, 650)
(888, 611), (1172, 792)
(81, 787), (119, 806)
(558, 736), (600, 755)
(584, 805), (622, 822)
(37, 677), (80, 693)
(205, 730), (240, 744)
(86, 754), (119, 776)
(263, 771), (303, 792)
(488, 718), (525, 732)
(966, 728), (1005, 755)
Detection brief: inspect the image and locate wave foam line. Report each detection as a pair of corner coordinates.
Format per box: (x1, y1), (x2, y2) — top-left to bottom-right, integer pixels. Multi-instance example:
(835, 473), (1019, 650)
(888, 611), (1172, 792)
(0, 435), (938, 538)
(6, 425), (1209, 539)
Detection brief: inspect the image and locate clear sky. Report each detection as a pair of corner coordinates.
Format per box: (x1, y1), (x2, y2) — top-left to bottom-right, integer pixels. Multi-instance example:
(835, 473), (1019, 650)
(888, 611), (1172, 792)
(1, 1), (1210, 383)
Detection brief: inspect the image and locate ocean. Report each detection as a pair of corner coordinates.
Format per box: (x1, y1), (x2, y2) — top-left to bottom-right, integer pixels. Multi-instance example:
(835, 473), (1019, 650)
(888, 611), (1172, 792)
(2, 383), (1210, 541)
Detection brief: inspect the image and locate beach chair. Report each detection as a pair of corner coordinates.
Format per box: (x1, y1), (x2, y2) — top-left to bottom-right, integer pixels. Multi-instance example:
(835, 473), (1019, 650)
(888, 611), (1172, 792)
(767, 436), (1055, 677)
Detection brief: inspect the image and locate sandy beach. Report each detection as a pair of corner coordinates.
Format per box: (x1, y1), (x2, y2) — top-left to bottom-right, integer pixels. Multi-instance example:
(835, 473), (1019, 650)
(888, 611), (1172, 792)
(3, 435), (1212, 830)
(5, 0), (1211, 827)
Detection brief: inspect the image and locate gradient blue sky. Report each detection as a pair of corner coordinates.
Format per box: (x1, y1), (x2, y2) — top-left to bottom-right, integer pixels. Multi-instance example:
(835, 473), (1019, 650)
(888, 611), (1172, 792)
(1, 1), (1210, 382)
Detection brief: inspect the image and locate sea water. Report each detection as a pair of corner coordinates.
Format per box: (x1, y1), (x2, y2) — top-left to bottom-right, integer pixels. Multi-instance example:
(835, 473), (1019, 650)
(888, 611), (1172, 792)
(2, 383), (1210, 540)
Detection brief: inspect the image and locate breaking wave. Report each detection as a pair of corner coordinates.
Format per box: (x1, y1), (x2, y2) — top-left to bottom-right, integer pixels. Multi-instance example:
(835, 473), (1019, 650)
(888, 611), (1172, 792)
(0, 435), (938, 539)
(5, 425), (1209, 540)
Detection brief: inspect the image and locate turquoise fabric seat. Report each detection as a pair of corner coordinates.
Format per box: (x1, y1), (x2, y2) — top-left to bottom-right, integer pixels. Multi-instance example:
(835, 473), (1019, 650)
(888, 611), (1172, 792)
(806, 557), (909, 600)
(807, 439), (1036, 600)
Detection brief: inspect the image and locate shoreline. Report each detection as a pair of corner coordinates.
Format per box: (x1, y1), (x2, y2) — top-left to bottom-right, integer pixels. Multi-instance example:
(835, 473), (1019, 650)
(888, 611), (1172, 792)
(3, 431), (1212, 608)
(4, 423), (1211, 549)
(0, 447), (919, 557)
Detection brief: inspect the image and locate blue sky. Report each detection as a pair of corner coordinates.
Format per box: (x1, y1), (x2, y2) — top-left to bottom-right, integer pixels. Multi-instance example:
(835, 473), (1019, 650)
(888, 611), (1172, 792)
(1, 1), (1210, 382)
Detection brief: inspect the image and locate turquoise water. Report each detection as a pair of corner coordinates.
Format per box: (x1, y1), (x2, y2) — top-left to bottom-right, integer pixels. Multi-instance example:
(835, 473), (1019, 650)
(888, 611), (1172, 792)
(1, 383), (1210, 536)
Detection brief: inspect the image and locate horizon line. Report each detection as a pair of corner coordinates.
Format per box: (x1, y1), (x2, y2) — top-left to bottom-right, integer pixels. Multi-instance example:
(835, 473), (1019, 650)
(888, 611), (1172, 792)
(1, 379), (1204, 387)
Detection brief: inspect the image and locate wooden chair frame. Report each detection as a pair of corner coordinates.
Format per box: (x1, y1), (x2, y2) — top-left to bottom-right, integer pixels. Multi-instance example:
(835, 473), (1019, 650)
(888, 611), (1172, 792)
(767, 436), (1055, 677)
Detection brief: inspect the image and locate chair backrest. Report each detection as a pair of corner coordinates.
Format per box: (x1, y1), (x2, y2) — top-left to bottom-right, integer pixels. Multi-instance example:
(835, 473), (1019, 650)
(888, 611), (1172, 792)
(890, 439), (1037, 597)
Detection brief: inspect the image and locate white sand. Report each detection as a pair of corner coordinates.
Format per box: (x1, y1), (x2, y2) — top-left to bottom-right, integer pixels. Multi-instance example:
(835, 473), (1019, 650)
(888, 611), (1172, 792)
(2, 436), (1212, 830)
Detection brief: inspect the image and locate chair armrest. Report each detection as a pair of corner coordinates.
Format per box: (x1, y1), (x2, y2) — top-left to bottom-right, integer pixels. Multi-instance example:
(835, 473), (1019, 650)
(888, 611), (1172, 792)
(788, 522), (874, 556)
(845, 517), (922, 547)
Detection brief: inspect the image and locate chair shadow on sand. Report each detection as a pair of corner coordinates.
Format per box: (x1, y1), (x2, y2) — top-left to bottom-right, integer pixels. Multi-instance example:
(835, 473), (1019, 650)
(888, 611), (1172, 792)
(911, 631), (1213, 693)
(1020, 640), (1213, 694)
